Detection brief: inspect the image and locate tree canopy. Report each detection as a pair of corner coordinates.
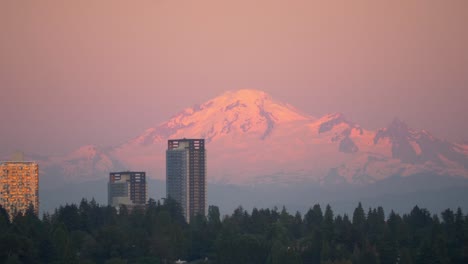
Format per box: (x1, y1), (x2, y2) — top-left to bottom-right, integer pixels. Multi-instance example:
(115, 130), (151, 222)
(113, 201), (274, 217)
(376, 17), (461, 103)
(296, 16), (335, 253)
(0, 200), (467, 264)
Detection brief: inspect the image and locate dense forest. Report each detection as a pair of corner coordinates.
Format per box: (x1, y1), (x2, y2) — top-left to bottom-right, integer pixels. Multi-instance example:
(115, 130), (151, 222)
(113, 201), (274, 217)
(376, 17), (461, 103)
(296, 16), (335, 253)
(0, 199), (467, 264)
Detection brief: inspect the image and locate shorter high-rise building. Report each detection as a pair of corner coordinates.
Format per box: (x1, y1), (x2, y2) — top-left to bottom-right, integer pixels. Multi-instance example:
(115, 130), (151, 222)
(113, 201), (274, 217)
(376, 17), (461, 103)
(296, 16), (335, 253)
(0, 161), (39, 219)
(108, 171), (147, 210)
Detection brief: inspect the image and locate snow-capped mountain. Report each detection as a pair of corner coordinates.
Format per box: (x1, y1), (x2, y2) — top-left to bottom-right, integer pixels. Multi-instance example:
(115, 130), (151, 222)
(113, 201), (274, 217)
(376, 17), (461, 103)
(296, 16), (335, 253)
(38, 145), (123, 186)
(39, 89), (468, 185)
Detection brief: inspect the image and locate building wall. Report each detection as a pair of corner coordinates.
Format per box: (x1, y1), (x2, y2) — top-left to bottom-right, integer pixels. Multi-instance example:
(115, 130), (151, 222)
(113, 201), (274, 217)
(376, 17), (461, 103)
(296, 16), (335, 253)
(0, 162), (39, 219)
(108, 172), (147, 209)
(189, 145), (206, 219)
(166, 148), (190, 221)
(129, 172), (146, 205)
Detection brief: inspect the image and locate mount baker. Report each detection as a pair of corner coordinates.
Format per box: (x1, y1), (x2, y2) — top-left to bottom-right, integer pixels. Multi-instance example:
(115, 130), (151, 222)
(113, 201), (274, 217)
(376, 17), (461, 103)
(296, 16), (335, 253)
(37, 89), (468, 186)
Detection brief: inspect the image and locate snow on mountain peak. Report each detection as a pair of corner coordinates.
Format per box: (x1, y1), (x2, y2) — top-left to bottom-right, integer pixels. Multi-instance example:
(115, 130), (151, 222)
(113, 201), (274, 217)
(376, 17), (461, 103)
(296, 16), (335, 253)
(212, 89), (313, 121)
(126, 89), (315, 146)
(222, 89), (270, 102)
(39, 89), (468, 185)
(69, 145), (100, 160)
(317, 112), (355, 133)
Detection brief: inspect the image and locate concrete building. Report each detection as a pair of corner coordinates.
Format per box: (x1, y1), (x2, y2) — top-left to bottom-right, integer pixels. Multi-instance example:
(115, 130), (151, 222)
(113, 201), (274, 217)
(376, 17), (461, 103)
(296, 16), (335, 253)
(166, 138), (206, 222)
(108, 171), (147, 210)
(0, 161), (39, 218)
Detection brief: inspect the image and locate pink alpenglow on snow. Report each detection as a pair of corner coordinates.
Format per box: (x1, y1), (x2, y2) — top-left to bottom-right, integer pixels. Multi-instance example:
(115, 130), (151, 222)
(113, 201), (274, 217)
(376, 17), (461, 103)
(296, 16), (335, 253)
(38, 89), (468, 185)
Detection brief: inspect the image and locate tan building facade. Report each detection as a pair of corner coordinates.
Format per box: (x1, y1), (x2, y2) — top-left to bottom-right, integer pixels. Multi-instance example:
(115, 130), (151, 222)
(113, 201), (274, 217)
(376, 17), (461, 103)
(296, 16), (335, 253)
(0, 162), (39, 218)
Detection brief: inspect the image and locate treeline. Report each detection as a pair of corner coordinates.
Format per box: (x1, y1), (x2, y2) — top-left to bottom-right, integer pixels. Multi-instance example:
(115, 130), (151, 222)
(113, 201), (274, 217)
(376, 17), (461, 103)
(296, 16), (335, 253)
(0, 200), (467, 264)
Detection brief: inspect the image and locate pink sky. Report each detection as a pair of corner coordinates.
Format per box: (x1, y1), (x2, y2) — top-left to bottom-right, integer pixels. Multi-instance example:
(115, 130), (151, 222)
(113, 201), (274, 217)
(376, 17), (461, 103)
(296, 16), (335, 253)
(1, 0), (467, 155)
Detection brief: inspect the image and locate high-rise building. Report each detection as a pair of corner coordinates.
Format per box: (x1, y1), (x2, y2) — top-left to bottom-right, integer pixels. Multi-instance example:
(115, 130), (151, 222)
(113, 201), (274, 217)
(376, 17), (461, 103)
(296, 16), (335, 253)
(166, 138), (206, 222)
(0, 161), (39, 218)
(108, 171), (147, 210)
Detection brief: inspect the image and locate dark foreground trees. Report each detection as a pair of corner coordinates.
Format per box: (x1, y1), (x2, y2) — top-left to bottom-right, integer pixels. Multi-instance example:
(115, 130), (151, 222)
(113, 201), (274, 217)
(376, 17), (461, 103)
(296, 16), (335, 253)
(0, 201), (467, 264)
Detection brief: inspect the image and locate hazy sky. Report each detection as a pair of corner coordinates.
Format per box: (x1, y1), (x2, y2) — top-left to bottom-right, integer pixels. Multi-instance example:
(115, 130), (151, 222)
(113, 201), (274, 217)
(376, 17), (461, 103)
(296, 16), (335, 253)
(1, 0), (467, 155)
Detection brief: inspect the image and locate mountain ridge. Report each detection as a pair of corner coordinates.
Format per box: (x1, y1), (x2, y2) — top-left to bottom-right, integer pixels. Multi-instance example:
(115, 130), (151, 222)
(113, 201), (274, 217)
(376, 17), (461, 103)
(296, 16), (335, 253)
(26, 89), (468, 185)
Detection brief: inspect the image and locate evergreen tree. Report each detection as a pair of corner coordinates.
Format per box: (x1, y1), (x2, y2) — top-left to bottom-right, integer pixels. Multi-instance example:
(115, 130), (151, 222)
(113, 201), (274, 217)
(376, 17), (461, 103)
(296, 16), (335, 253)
(305, 204), (323, 236)
(0, 197), (465, 264)
(352, 203), (366, 249)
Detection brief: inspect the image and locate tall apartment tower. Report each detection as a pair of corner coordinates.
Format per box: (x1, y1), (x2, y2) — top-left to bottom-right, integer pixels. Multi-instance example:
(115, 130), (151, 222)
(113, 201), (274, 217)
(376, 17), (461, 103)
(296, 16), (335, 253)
(0, 161), (39, 218)
(108, 171), (147, 210)
(166, 139), (206, 222)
